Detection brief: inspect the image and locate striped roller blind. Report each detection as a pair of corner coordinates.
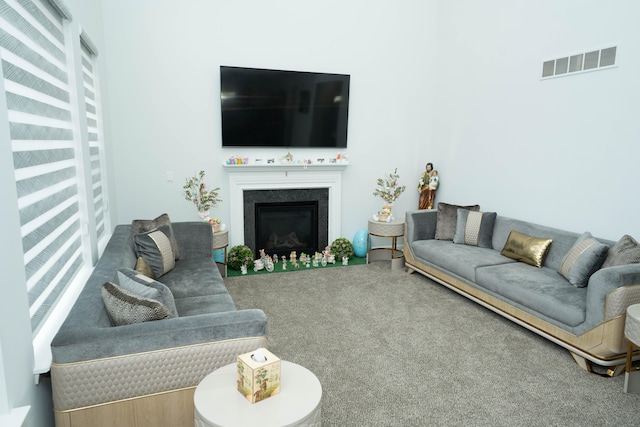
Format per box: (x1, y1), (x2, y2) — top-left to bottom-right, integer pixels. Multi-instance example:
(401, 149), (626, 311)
(80, 33), (106, 245)
(0, 0), (83, 334)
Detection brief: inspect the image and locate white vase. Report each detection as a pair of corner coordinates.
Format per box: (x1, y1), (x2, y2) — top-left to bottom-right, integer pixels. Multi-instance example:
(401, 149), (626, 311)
(198, 211), (210, 220)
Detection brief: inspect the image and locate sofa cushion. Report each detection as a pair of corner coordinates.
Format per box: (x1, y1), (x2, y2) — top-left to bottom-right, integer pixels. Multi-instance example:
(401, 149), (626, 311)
(101, 282), (174, 326)
(453, 210), (496, 248)
(133, 225), (175, 278)
(117, 268), (179, 317)
(132, 213), (180, 259)
(602, 234), (640, 268)
(411, 239), (515, 282)
(475, 263), (587, 327)
(559, 232), (608, 288)
(135, 256), (156, 279)
(434, 202), (480, 240)
(501, 230), (552, 268)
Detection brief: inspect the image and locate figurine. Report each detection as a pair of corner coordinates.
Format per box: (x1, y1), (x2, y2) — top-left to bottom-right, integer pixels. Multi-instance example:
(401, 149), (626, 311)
(418, 162), (439, 210)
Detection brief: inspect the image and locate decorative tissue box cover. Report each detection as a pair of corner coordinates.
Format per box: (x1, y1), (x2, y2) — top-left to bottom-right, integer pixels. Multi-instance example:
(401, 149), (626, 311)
(237, 348), (281, 403)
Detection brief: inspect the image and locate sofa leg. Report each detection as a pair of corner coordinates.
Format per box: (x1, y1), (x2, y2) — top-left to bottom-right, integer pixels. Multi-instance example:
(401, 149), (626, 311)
(607, 364), (626, 377)
(569, 352), (593, 373)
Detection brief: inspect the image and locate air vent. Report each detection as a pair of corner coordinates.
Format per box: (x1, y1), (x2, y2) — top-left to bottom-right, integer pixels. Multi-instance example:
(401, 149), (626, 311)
(541, 46), (617, 79)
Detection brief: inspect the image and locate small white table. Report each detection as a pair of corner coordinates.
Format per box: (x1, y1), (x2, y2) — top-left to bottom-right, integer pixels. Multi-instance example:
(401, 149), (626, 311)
(624, 304), (640, 393)
(194, 361), (322, 427)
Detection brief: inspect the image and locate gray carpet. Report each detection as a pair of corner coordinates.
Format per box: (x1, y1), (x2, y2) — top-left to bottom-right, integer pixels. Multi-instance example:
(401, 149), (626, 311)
(225, 262), (640, 426)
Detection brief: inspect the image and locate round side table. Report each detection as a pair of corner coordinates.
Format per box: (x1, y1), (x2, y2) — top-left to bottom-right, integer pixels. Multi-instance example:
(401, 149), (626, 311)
(194, 361), (322, 427)
(366, 218), (405, 270)
(212, 229), (229, 277)
(624, 304), (640, 393)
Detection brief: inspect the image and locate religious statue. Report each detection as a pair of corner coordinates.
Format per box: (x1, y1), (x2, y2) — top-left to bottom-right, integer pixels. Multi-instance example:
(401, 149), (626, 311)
(418, 162), (439, 209)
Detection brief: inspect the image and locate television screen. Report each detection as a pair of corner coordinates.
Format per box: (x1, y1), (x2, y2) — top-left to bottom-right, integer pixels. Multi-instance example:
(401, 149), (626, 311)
(220, 66), (350, 148)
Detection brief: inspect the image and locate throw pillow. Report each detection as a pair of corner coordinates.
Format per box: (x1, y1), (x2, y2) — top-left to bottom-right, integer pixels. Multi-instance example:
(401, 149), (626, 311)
(117, 268), (179, 317)
(101, 282), (173, 326)
(559, 232), (609, 288)
(500, 230), (553, 268)
(132, 213), (180, 259)
(434, 202), (480, 241)
(601, 234), (640, 268)
(135, 256), (157, 280)
(133, 225), (175, 278)
(453, 210), (497, 248)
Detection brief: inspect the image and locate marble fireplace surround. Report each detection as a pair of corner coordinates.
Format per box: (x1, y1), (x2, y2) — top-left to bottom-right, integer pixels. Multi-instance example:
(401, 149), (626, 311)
(225, 164), (347, 248)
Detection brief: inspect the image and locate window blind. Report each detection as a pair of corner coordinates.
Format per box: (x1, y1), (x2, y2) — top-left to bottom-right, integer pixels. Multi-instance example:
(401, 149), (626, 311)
(80, 33), (106, 245)
(0, 0), (83, 334)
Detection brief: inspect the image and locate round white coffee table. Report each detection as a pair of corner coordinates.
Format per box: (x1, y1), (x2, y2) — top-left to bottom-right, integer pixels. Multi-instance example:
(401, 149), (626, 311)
(194, 360), (322, 427)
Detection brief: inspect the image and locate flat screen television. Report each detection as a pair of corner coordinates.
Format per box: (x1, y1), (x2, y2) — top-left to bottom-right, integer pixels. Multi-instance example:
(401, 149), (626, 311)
(220, 66), (350, 148)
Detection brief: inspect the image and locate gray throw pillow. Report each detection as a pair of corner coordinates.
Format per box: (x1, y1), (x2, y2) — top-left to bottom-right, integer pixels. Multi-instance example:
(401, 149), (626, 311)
(132, 213), (180, 259)
(559, 232), (609, 288)
(453, 210), (497, 248)
(602, 235), (640, 268)
(133, 225), (175, 278)
(434, 202), (480, 240)
(101, 282), (173, 326)
(117, 268), (179, 317)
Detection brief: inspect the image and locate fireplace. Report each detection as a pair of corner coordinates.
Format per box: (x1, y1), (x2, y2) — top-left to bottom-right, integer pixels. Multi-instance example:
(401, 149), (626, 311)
(255, 201), (318, 258)
(244, 188), (329, 258)
(225, 164), (347, 249)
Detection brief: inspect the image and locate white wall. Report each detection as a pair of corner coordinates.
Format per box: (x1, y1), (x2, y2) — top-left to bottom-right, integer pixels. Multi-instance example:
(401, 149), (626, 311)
(101, 0), (438, 240)
(431, 0), (640, 240)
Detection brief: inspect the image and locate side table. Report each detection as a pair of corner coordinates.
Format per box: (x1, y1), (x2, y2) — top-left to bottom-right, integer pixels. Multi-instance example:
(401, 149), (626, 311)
(212, 229), (229, 277)
(194, 360), (322, 427)
(366, 218), (405, 270)
(624, 304), (640, 393)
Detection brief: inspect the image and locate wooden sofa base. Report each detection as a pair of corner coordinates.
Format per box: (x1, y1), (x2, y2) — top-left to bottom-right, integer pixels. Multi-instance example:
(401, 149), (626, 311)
(404, 248), (640, 374)
(54, 387), (196, 427)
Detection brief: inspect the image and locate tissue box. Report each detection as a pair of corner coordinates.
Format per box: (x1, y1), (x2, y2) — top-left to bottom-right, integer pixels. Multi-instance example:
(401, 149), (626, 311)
(237, 348), (281, 403)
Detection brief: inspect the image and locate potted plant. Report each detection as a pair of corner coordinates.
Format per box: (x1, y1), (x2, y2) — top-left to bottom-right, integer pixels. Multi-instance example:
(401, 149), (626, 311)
(372, 168), (406, 221)
(330, 237), (354, 261)
(228, 245), (255, 270)
(183, 170), (222, 221)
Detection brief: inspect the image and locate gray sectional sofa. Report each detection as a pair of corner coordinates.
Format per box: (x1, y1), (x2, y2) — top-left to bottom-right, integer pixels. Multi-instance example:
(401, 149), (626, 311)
(404, 204), (640, 374)
(50, 219), (267, 427)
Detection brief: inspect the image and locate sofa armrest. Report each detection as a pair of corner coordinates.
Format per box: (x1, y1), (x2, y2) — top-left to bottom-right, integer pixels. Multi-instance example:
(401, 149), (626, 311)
(172, 221), (213, 258)
(585, 264), (640, 324)
(405, 209), (437, 247)
(51, 308), (267, 364)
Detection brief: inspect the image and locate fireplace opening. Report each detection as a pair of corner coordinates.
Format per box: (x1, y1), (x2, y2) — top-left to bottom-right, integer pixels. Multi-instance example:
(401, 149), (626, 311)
(255, 201), (319, 259)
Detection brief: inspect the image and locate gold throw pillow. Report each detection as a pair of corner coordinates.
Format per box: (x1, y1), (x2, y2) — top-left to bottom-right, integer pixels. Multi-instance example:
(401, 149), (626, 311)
(501, 230), (553, 268)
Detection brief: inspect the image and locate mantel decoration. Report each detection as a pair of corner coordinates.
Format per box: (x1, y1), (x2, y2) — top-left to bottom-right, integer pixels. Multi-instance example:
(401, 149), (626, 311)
(183, 170), (223, 229)
(372, 168), (406, 222)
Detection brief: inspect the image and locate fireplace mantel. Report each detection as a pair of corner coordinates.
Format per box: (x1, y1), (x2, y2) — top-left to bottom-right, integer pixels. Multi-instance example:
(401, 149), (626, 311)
(225, 164), (348, 248)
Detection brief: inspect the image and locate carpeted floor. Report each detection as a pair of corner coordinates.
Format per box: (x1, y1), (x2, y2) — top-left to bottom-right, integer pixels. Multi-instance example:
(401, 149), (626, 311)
(225, 262), (640, 426)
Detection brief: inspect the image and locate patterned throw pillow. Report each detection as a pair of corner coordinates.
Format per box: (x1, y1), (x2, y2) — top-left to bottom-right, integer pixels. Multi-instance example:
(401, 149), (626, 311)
(434, 202), (480, 241)
(453, 210), (497, 248)
(601, 235), (640, 268)
(559, 232), (609, 288)
(500, 230), (553, 268)
(117, 268), (179, 317)
(131, 213), (180, 259)
(133, 225), (175, 278)
(101, 282), (173, 326)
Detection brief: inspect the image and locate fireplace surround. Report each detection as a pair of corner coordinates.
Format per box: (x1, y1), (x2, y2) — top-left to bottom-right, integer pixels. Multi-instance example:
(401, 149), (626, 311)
(225, 164), (347, 249)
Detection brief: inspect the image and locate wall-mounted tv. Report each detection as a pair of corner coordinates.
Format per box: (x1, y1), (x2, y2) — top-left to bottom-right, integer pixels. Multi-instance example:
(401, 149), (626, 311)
(220, 66), (350, 148)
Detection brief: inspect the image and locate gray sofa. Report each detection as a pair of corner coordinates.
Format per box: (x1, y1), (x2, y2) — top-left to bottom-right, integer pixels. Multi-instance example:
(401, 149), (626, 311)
(404, 206), (640, 374)
(50, 220), (267, 427)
